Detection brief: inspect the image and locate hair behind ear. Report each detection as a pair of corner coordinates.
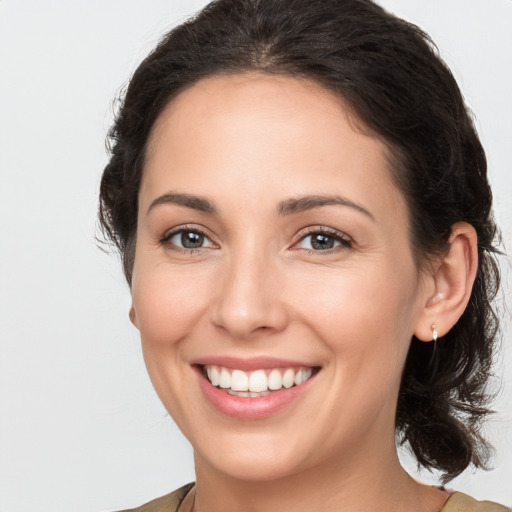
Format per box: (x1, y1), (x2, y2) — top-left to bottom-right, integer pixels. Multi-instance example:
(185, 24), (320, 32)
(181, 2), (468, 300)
(398, 222), (500, 482)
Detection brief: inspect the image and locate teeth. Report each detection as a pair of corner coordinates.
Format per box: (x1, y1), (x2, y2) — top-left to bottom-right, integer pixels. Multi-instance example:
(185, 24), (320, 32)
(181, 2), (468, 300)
(268, 369), (282, 390)
(209, 366), (220, 386)
(227, 389), (272, 398)
(248, 370), (268, 392)
(282, 368), (295, 388)
(294, 368), (312, 385)
(219, 368), (231, 389)
(231, 369), (249, 391)
(204, 365), (315, 394)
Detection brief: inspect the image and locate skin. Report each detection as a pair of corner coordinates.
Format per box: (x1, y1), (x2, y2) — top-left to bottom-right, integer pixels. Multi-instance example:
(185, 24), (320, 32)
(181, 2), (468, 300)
(129, 73), (477, 512)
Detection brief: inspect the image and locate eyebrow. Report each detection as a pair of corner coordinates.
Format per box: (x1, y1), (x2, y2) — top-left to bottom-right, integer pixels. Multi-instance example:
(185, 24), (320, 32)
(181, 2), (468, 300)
(147, 193), (217, 215)
(147, 192), (373, 220)
(277, 195), (374, 220)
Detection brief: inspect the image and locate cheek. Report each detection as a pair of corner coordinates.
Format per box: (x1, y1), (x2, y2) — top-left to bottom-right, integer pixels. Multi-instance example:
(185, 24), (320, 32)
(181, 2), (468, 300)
(131, 262), (213, 347)
(289, 261), (419, 371)
(130, 263), (215, 427)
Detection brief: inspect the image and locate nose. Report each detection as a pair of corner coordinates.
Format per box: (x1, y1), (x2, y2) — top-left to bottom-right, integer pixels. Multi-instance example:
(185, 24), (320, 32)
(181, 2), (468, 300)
(210, 249), (288, 340)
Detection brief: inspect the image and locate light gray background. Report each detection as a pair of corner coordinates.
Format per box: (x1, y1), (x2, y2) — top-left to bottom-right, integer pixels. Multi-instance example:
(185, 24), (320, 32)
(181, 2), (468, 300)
(0, 1), (511, 511)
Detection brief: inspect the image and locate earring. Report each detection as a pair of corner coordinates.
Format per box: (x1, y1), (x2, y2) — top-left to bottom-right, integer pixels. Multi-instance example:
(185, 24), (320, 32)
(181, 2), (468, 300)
(429, 324), (439, 371)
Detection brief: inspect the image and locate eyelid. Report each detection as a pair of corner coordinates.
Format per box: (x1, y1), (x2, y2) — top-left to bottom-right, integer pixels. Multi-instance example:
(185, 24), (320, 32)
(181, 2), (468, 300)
(159, 224), (351, 253)
(291, 226), (352, 251)
(160, 224), (218, 251)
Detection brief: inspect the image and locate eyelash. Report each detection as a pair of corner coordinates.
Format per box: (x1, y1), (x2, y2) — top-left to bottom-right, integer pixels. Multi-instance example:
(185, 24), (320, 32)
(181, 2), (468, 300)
(160, 225), (352, 254)
(160, 225), (216, 253)
(292, 226), (352, 253)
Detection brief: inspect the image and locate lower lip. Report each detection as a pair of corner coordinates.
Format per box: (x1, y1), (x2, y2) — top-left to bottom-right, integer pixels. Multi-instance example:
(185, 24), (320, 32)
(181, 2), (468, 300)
(195, 367), (317, 420)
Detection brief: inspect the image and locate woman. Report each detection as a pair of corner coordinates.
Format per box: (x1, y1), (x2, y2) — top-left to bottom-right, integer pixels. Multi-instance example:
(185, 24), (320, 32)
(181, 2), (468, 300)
(99, 0), (508, 510)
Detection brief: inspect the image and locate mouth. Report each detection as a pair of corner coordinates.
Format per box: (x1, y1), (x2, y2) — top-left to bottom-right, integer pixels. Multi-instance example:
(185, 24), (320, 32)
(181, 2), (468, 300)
(193, 359), (320, 419)
(201, 365), (317, 397)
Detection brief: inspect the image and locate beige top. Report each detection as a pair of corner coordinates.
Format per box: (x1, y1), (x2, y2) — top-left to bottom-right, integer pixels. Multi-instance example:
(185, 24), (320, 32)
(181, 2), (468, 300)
(118, 483), (511, 512)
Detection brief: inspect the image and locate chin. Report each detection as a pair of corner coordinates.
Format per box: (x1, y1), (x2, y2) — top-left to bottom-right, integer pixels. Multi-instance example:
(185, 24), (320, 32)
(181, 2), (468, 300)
(208, 452), (307, 483)
(198, 427), (325, 484)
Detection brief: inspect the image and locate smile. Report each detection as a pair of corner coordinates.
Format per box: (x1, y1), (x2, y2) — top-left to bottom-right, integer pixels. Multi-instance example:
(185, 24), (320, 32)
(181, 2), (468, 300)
(195, 360), (320, 419)
(204, 365), (314, 397)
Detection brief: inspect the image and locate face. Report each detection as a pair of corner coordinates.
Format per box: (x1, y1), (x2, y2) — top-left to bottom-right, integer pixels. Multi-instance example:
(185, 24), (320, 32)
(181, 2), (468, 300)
(130, 73), (430, 481)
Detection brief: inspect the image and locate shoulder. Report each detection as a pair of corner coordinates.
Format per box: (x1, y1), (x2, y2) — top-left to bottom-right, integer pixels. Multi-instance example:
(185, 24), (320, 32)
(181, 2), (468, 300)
(114, 483), (195, 512)
(442, 492), (511, 512)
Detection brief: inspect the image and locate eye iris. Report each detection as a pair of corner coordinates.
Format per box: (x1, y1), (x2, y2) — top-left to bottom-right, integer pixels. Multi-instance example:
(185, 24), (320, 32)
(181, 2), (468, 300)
(181, 231), (204, 249)
(311, 233), (335, 250)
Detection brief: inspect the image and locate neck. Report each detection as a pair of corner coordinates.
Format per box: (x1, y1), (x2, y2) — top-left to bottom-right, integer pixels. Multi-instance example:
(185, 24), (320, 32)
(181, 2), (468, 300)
(191, 436), (446, 512)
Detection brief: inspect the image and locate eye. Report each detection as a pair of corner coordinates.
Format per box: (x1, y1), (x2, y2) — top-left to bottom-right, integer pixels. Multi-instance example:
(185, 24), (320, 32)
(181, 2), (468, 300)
(162, 228), (216, 251)
(294, 228), (352, 251)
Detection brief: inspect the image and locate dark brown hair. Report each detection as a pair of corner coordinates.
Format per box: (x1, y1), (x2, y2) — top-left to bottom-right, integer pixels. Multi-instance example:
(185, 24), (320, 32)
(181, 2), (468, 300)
(99, 0), (501, 482)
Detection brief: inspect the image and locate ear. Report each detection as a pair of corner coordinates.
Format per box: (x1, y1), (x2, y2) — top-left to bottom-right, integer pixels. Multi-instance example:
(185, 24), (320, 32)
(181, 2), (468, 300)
(414, 222), (478, 342)
(129, 303), (140, 330)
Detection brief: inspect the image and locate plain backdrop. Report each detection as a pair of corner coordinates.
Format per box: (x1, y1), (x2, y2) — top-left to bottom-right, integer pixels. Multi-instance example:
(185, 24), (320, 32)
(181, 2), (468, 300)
(0, 1), (511, 511)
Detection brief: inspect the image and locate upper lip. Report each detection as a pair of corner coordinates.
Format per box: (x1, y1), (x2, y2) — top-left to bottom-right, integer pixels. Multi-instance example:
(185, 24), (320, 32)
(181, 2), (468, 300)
(191, 356), (318, 371)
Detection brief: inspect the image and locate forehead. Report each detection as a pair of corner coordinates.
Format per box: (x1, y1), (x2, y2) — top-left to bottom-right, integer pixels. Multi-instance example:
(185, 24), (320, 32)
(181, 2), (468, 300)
(142, 72), (406, 221)
(147, 72), (370, 163)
